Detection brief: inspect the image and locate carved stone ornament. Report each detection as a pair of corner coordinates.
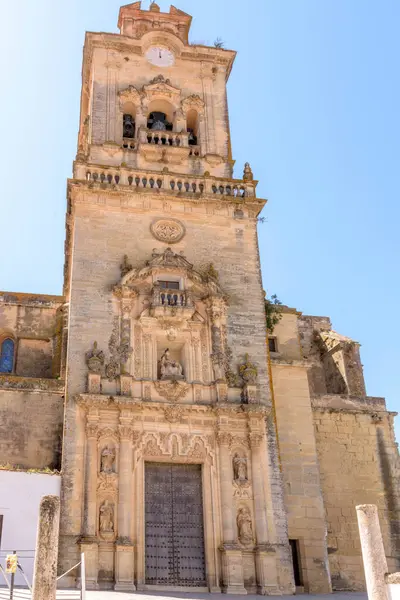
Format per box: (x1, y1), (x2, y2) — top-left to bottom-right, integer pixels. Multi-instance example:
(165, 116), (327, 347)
(239, 353), (258, 385)
(99, 500), (114, 539)
(118, 85), (143, 108)
(160, 348), (184, 381)
(243, 162), (254, 182)
(85, 342), (104, 374)
(97, 472), (118, 494)
(154, 380), (189, 403)
(100, 447), (116, 474)
(181, 94), (205, 114)
(237, 507), (254, 547)
(164, 404), (184, 423)
(150, 218), (185, 244)
(233, 454), (248, 483)
(120, 255), (133, 277)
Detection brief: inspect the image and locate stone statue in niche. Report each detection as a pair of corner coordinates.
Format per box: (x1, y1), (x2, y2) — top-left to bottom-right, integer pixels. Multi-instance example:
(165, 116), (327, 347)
(99, 500), (114, 533)
(237, 507), (253, 546)
(233, 454), (248, 483)
(160, 348), (184, 380)
(100, 447), (116, 474)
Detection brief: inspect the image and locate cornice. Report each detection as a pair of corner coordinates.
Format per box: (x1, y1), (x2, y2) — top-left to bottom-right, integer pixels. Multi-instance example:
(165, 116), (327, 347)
(67, 180), (266, 217)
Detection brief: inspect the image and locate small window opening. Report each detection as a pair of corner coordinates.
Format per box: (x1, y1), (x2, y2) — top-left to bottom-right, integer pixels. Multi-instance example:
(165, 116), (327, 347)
(158, 281), (179, 290)
(123, 114), (135, 139)
(187, 109), (199, 146)
(289, 539), (303, 587)
(147, 112), (173, 131)
(268, 337), (277, 353)
(0, 338), (15, 373)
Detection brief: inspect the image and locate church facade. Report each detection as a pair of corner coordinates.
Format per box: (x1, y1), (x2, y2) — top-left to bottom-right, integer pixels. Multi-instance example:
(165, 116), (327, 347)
(0, 2), (399, 595)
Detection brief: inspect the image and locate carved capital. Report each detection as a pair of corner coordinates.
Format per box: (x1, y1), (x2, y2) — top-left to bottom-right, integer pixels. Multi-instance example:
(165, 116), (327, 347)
(217, 431), (232, 447)
(86, 423), (99, 439)
(118, 424), (134, 441)
(249, 432), (265, 448)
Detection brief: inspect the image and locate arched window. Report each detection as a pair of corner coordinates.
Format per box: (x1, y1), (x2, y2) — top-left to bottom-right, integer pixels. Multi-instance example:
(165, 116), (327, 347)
(147, 112), (173, 131)
(123, 113), (135, 139)
(0, 338), (15, 373)
(187, 109), (199, 146)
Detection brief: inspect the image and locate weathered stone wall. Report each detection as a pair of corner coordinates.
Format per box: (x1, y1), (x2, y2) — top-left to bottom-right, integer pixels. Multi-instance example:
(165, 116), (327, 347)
(0, 389), (64, 469)
(270, 312), (331, 593)
(313, 399), (400, 590)
(0, 292), (64, 378)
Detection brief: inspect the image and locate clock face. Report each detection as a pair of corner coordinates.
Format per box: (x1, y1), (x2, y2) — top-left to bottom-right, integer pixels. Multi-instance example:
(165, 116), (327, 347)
(146, 46), (175, 67)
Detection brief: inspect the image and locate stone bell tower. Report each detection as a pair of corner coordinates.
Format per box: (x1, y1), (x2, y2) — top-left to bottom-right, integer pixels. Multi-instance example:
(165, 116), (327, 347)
(60, 1), (295, 593)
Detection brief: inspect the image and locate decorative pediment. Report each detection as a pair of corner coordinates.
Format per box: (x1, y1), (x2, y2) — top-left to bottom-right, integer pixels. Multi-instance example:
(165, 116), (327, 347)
(118, 85), (143, 108)
(143, 75), (181, 102)
(146, 247), (193, 271)
(181, 94), (205, 114)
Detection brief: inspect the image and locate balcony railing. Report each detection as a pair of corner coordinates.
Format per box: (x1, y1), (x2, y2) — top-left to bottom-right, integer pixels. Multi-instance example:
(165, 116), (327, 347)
(152, 287), (193, 308)
(122, 138), (137, 150)
(81, 165), (256, 198)
(138, 127), (189, 148)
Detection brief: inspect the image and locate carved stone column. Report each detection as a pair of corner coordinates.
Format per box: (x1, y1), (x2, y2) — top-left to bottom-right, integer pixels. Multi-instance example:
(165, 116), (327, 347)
(249, 430), (280, 595)
(81, 416), (99, 589)
(218, 432), (246, 594)
(115, 415), (135, 591)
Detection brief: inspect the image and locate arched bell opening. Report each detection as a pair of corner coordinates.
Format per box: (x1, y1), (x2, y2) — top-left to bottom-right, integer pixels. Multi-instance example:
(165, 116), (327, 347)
(122, 101), (137, 147)
(146, 99), (174, 132)
(186, 109), (199, 146)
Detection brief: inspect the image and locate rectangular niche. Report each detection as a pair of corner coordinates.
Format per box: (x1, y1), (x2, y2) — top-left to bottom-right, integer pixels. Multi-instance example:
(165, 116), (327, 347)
(157, 340), (188, 381)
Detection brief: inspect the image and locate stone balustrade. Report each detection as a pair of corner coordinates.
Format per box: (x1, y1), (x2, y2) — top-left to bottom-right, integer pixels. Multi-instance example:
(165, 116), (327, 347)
(152, 287), (192, 308)
(122, 138), (137, 150)
(138, 127), (189, 148)
(80, 164), (256, 198)
(189, 145), (201, 157)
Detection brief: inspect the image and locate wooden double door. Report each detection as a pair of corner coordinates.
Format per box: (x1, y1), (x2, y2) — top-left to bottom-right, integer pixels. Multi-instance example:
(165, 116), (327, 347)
(145, 462), (206, 587)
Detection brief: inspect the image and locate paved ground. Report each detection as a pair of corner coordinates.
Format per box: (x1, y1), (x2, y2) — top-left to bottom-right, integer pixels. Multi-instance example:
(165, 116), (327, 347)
(0, 590), (368, 600)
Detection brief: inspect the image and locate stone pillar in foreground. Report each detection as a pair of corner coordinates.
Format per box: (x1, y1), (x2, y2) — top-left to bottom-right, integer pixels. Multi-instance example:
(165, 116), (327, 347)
(356, 504), (388, 600)
(218, 432), (246, 595)
(32, 495), (60, 600)
(115, 419), (135, 592)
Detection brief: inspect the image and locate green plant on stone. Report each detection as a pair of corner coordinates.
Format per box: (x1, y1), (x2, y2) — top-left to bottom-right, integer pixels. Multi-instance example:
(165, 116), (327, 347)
(265, 294), (283, 333)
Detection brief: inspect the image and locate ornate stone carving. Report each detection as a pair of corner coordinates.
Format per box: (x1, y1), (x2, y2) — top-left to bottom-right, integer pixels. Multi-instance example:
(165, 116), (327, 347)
(150, 218), (185, 244)
(85, 342), (104, 374)
(217, 431), (232, 447)
(86, 423), (99, 439)
(249, 432), (265, 448)
(149, 74), (171, 85)
(100, 447), (116, 473)
(97, 472), (118, 494)
(160, 348), (184, 380)
(118, 424), (133, 441)
(237, 507), (254, 546)
(154, 380), (189, 403)
(120, 255), (133, 277)
(99, 501), (114, 537)
(233, 454), (248, 483)
(243, 162), (254, 181)
(233, 480), (252, 499)
(239, 354), (258, 385)
(105, 317), (133, 381)
(118, 85), (143, 108)
(181, 94), (205, 114)
(164, 404), (184, 423)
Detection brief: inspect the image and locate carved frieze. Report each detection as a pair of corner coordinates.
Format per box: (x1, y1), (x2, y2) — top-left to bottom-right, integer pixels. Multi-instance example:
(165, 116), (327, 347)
(164, 404), (185, 423)
(150, 218), (185, 244)
(154, 380), (189, 403)
(97, 472), (118, 494)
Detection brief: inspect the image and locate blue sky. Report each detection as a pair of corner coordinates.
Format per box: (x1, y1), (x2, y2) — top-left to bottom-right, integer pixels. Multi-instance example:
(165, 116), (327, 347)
(1, 1), (399, 438)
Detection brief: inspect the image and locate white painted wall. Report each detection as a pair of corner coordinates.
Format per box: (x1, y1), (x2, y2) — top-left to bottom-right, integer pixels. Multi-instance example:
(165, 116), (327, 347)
(0, 470), (61, 587)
